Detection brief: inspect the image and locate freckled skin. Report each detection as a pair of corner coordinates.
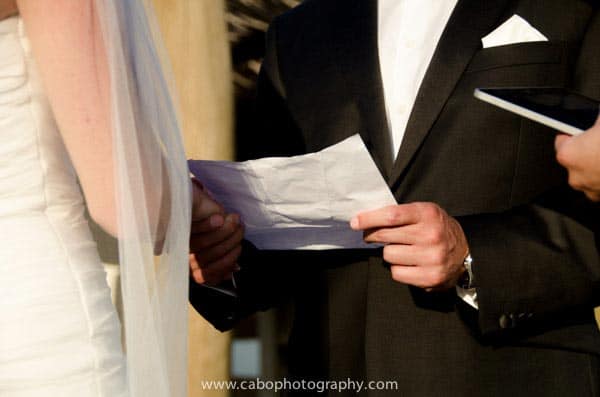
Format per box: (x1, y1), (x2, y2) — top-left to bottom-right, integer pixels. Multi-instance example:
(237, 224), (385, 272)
(0, 0), (18, 21)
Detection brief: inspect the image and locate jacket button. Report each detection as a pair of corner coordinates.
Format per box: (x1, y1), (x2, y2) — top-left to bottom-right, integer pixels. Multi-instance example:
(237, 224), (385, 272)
(499, 313), (517, 329)
(499, 314), (510, 329)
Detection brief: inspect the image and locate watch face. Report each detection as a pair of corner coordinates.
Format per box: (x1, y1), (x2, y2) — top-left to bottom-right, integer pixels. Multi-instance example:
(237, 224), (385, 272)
(464, 254), (473, 267)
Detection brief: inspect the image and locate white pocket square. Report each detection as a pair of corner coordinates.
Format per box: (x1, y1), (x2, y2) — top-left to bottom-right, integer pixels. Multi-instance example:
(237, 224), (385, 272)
(481, 14), (548, 49)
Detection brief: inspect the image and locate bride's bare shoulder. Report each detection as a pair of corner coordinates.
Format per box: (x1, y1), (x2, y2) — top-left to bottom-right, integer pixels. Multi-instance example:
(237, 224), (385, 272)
(0, 0), (18, 21)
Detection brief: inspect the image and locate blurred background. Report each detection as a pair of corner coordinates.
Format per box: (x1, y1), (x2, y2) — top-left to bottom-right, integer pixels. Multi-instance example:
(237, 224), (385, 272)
(150, 1), (299, 396)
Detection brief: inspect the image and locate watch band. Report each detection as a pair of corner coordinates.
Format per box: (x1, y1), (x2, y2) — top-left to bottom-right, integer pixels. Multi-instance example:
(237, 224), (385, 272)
(458, 253), (475, 289)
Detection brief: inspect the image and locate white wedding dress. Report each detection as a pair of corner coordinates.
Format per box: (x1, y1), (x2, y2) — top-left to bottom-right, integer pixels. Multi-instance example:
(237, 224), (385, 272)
(0, 16), (128, 396)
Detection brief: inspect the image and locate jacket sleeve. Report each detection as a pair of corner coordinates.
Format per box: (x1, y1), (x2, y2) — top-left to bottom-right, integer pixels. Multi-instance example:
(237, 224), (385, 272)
(459, 194), (600, 338)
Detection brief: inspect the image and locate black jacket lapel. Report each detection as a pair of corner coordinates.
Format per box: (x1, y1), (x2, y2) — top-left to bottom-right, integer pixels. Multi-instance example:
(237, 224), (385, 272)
(326, 0), (393, 179)
(389, 0), (510, 188)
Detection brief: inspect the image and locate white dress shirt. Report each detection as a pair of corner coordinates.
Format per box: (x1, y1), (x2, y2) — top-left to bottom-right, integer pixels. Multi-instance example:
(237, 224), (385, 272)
(378, 0), (458, 158)
(377, 0), (478, 308)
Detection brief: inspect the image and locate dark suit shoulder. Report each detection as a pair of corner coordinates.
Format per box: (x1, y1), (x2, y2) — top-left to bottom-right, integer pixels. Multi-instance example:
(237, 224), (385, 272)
(274, 0), (326, 25)
(268, 0), (338, 50)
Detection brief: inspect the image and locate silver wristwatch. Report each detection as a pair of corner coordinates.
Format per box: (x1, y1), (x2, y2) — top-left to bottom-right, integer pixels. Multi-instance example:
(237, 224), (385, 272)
(458, 253), (475, 289)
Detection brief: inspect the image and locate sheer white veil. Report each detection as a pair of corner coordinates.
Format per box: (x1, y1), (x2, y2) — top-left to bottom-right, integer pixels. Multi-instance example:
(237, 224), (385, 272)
(93, 0), (191, 395)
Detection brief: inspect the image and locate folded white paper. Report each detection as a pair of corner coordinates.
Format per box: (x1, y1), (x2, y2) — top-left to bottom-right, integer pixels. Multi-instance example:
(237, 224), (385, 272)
(481, 14), (548, 49)
(188, 135), (397, 250)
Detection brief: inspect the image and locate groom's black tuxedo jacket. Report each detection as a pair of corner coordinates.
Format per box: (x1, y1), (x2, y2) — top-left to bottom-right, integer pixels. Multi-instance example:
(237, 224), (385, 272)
(191, 0), (600, 395)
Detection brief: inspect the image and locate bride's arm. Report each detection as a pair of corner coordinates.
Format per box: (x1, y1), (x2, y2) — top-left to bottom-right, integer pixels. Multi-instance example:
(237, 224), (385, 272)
(17, 0), (118, 234)
(17, 0), (243, 269)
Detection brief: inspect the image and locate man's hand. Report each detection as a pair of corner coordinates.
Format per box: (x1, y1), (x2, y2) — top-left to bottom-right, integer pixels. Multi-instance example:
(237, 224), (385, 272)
(189, 179), (244, 285)
(350, 202), (469, 291)
(555, 117), (600, 202)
